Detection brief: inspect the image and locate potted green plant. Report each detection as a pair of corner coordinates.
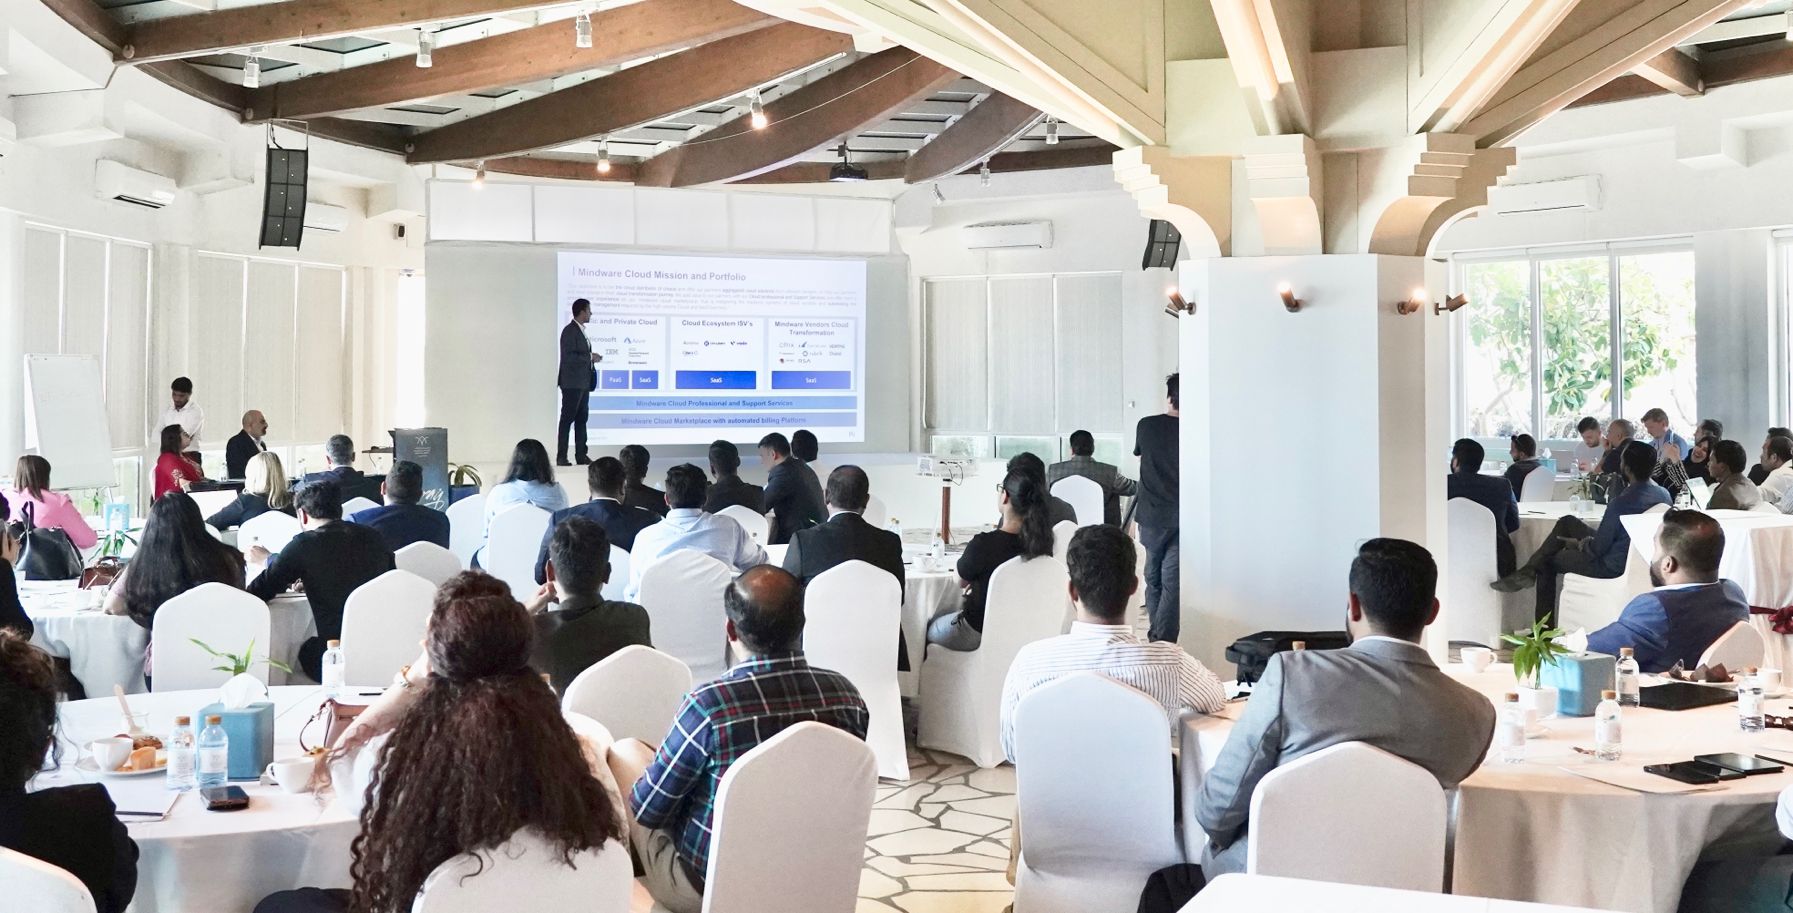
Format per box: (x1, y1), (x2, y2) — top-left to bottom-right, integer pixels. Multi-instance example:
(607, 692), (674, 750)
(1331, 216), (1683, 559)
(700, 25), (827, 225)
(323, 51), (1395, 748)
(1501, 615), (1570, 718)
(94, 529), (136, 560)
(189, 637), (292, 677)
(448, 462), (482, 505)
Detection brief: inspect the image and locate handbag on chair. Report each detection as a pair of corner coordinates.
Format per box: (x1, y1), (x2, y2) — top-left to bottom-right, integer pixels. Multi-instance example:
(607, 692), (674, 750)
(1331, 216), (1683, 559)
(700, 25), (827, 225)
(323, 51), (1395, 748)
(9, 503), (84, 581)
(299, 698), (368, 753)
(79, 556), (125, 590)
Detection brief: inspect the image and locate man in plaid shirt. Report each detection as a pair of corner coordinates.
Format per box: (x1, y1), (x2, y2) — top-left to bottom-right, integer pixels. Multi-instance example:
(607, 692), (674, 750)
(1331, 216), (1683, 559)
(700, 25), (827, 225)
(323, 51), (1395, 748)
(608, 565), (868, 913)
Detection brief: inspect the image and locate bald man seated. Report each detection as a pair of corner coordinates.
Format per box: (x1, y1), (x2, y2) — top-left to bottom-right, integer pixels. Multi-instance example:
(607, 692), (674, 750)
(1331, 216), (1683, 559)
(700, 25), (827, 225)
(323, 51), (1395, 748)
(226, 410), (269, 479)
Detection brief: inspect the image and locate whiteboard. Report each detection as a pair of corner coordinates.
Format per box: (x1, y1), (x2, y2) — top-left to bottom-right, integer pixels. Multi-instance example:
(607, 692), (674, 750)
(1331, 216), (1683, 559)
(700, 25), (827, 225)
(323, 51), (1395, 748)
(23, 355), (116, 490)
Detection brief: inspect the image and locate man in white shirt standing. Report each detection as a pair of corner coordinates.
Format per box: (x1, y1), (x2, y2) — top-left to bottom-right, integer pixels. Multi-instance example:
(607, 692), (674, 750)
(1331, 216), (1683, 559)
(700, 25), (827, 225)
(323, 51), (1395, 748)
(1760, 436), (1793, 507)
(999, 524), (1227, 763)
(159, 376), (205, 468)
(626, 464), (767, 601)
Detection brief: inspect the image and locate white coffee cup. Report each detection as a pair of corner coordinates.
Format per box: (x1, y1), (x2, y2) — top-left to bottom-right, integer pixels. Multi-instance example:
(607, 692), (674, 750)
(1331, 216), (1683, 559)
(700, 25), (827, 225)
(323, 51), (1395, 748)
(1460, 647), (1495, 673)
(265, 757), (316, 795)
(1759, 668), (1783, 693)
(90, 737), (134, 772)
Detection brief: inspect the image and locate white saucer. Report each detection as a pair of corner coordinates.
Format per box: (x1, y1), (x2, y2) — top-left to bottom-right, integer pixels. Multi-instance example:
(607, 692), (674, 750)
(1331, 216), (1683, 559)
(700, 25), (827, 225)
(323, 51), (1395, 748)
(77, 753), (168, 777)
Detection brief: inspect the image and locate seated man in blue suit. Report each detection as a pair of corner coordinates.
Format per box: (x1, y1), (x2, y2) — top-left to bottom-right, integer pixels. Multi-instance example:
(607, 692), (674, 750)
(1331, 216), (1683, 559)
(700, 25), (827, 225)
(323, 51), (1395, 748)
(1587, 508), (1747, 672)
(534, 456), (660, 585)
(1446, 438), (1519, 576)
(347, 460), (449, 551)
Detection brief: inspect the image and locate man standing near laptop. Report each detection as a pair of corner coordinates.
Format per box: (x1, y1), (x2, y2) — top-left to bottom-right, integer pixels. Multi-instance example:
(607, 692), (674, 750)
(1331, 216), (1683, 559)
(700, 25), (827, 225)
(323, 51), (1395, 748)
(557, 298), (601, 467)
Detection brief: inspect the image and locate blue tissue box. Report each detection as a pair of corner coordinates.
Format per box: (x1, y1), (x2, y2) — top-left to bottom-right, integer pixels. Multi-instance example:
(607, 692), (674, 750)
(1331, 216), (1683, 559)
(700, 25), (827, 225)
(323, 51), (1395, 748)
(196, 701), (274, 780)
(1541, 653), (1617, 717)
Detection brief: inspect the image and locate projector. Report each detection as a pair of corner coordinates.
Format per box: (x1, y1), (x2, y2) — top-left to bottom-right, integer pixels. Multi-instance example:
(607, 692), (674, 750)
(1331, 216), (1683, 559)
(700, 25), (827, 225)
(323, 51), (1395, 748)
(917, 457), (975, 483)
(829, 161), (869, 182)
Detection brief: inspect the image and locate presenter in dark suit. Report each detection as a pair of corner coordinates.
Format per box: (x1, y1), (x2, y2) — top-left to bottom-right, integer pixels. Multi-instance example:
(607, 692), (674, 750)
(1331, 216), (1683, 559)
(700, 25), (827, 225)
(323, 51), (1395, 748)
(556, 298), (600, 467)
(534, 457), (660, 584)
(758, 432), (826, 545)
(1446, 438), (1520, 576)
(1586, 509), (1749, 672)
(225, 410), (269, 479)
(784, 465), (909, 669)
(347, 460), (450, 552)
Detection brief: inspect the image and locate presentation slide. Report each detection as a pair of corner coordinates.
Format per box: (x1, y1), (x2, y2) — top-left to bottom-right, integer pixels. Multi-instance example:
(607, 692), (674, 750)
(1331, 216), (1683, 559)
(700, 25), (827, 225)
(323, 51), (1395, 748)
(556, 251), (867, 445)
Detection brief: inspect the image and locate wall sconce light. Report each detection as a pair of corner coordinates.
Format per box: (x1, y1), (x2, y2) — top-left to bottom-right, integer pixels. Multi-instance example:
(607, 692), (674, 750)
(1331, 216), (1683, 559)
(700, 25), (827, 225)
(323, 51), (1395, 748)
(1396, 286), (1426, 315)
(1434, 293), (1469, 316)
(1164, 287), (1195, 318)
(1276, 281), (1302, 313)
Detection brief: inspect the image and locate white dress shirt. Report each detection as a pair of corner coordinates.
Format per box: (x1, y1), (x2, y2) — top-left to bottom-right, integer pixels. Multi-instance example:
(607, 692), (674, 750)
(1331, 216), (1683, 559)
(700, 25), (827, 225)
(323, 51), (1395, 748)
(158, 401), (205, 444)
(1764, 465), (1793, 506)
(627, 507), (769, 601)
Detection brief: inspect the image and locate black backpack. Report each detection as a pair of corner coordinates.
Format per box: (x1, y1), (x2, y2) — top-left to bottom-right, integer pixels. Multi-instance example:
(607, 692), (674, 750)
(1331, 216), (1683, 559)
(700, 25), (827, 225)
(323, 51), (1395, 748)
(1225, 630), (1350, 684)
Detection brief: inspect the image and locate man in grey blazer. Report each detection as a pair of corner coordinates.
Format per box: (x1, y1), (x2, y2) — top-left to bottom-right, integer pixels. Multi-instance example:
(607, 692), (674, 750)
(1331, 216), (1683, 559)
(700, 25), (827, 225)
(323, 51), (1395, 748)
(1047, 430), (1137, 526)
(557, 298), (600, 467)
(1194, 538), (1496, 877)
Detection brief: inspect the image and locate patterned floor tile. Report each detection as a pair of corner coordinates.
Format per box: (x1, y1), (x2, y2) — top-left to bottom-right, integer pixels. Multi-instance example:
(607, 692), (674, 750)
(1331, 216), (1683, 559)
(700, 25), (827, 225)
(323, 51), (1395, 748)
(861, 737), (1017, 913)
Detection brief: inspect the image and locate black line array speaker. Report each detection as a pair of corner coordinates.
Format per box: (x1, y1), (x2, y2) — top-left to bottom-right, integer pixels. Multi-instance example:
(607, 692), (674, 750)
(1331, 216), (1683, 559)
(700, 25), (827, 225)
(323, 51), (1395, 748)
(1141, 218), (1182, 270)
(260, 147), (309, 249)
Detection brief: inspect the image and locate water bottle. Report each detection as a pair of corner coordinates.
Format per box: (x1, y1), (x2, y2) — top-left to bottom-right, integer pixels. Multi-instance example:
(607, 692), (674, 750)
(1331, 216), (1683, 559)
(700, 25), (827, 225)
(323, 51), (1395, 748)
(165, 715), (197, 792)
(1740, 667), (1766, 733)
(1675, 487), (1694, 509)
(321, 639), (346, 698)
(1498, 693), (1526, 763)
(197, 715), (229, 788)
(1615, 647), (1640, 707)
(930, 532), (946, 564)
(1594, 690), (1622, 761)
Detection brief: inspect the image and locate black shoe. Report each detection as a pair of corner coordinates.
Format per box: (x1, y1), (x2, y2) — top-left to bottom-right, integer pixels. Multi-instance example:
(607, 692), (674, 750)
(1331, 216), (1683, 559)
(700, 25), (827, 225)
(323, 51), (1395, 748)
(575, 456), (591, 465)
(555, 458), (573, 467)
(1490, 571), (1534, 592)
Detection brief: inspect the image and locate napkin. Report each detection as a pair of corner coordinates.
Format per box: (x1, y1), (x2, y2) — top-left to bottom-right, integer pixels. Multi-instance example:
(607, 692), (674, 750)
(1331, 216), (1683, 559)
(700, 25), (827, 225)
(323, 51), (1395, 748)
(1557, 628), (1590, 654)
(219, 672), (267, 709)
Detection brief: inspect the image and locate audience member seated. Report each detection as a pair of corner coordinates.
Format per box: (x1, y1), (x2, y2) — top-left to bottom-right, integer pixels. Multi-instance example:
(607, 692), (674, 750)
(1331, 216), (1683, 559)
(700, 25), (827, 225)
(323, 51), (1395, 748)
(2, 455), (96, 549)
(1677, 783), (1793, 912)
(702, 440), (764, 515)
(205, 452), (295, 530)
(1683, 419), (1723, 483)
(1446, 438), (1519, 576)
(1747, 427), (1790, 486)
(105, 492), (246, 631)
(534, 457), (659, 585)
(1759, 436), (1793, 507)
(1586, 509), (1747, 673)
(757, 432), (826, 545)
(626, 464), (767, 601)
(225, 410), (269, 479)
(297, 434), (365, 491)
(254, 573), (624, 913)
(927, 469), (1054, 653)
(1008, 452), (1077, 527)
(248, 482), (395, 682)
(783, 465), (907, 669)
(0, 632), (138, 913)
(477, 439), (569, 566)
(1047, 430), (1137, 525)
(1642, 407), (1691, 458)
(1503, 434), (1542, 500)
(790, 429), (827, 511)
(525, 517), (651, 694)
(606, 566), (868, 913)
(1598, 418), (1636, 475)
(1651, 439), (1691, 502)
(0, 497), (27, 637)
(1706, 440), (1762, 511)
(1494, 441), (1671, 623)
(1571, 416), (1605, 473)
(152, 424), (205, 501)
(348, 460), (449, 551)
(620, 444), (669, 518)
(1195, 538), (1495, 878)
(999, 525), (1225, 762)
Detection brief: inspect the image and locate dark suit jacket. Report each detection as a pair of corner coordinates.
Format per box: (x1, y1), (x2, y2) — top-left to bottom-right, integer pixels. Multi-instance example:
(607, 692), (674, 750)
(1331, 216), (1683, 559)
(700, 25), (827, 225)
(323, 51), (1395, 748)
(765, 459), (826, 545)
(1504, 459), (1542, 500)
(1587, 581), (1750, 673)
(558, 321), (594, 391)
(249, 521), (395, 644)
(224, 430), (266, 479)
(350, 502), (451, 552)
(1707, 474), (1763, 511)
(206, 493), (293, 530)
(705, 474), (765, 515)
(784, 512), (908, 670)
(534, 498), (661, 584)
(0, 784), (139, 913)
(532, 595), (652, 694)
(295, 466), (382, 503)
(1448, 471), (1520, 576)
(623, 482), (669, 518)
(1047, 456), (1137, 525)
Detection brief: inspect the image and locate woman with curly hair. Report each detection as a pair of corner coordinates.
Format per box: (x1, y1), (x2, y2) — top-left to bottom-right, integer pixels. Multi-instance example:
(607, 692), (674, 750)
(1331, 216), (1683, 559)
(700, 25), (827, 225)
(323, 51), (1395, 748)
(254, 571), (625, 913)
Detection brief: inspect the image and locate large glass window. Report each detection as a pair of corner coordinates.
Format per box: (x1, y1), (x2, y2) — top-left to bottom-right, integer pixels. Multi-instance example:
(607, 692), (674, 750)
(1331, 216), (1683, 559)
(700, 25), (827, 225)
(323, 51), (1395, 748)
(1460, 260), (1532, 438)
(1619, 250), (1698, 433)
(1538, 256), (1612, 438)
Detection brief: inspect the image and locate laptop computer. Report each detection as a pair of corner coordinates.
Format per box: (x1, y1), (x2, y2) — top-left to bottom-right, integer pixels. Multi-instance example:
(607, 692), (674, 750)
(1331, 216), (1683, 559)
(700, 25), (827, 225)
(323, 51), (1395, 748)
(1639, 680), (1736, 711)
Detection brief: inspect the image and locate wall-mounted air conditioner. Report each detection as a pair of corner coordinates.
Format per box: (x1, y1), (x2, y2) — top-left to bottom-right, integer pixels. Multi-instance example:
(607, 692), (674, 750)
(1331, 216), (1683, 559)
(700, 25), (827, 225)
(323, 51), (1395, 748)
(961, 220), (1053, 249)
(94, 159), (177, 209)
(1488, 175), (1602, 216)
(304, 202), (351, 233)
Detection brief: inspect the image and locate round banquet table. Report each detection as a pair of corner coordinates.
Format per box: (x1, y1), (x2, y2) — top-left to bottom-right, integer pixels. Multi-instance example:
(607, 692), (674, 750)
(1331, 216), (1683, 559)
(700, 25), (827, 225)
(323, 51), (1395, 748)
(35, 686), (359, 913)
(1181, 663), (1787, 913)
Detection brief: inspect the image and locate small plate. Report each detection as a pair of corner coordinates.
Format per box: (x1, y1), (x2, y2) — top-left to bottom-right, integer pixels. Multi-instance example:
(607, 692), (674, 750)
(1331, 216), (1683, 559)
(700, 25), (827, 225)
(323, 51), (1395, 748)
(77, 752), (168, 777)
(1524, 723), (1549, 739)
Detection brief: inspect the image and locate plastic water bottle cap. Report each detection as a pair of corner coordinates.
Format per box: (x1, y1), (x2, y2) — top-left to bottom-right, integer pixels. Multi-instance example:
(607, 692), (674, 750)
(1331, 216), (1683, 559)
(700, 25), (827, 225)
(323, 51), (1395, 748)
(205, 715), (222, 725)
(1602, 690), (1616, 700)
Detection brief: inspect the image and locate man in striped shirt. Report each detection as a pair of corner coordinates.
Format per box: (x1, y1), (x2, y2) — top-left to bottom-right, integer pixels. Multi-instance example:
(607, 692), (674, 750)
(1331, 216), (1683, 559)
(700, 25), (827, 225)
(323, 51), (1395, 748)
(999, 524), (1227, 764)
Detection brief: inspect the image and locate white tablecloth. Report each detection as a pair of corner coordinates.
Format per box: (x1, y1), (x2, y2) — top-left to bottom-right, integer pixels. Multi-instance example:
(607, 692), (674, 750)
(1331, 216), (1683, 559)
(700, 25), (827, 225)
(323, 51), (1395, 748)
(35, 686), (359, 913)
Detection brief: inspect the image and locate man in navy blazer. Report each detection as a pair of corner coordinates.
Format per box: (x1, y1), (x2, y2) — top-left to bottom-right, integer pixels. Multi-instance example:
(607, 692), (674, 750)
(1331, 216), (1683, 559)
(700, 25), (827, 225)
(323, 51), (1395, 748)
(534, 457), (659, 584)
(348, 460), (449, 552)
(1587, 508), (1748, 672)
(1446, 439), (1520, 576)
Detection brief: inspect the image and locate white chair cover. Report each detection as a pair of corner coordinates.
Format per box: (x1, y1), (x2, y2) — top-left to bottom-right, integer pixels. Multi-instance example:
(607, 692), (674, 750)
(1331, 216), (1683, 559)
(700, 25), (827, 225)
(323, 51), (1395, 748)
(1187, 873), (1614, 912)
(1444, 498), (1504, 648)
(342, 497), (379, 517)
(862, 494), (890, 531)
(1014, 674), (1182, 913)
(803, 560), (908, 780)
(601, 544), (630, 602)
(340, 569), (437, 687)
(716, 504), (769, 544)
(1557, 504), (1668, 633)
(238, 510), (302, 554)
(1051, 475), (1105, 527)
(0, 847), (96, 913)
(485, 504), (552, 602)
(1247, 741), (1447, 892)
(1699, 620), (1766, 671)
(561, 645), (693, 745)
(1050, 519), (1078, 564)
(394, 542), (463, 586)
(701, 722), (877, 913)
(1520, 465), (1556, 503)
(445, 492), (488, 568)
(411, 830), (632, 913)
(918, 554), (1070, 768)
(150, 583), (273, 692)
(637, 550), (735, 682)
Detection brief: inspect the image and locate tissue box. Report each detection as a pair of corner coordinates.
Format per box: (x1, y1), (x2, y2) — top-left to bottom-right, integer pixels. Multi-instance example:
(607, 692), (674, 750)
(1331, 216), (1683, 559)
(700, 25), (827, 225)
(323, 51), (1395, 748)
(196, 701), (274, 780)
(1541, 653), (1617, 717)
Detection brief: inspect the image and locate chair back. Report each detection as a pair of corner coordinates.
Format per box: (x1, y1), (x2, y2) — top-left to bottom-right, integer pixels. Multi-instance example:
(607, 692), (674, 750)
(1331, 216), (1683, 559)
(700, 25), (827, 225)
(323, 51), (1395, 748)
(1247, 741), (1447, 891)
(445, 491), (488, 568)
(716, 504), (769, 544)
(1519, 465), (1555, 503)
(1444, 498), (1503, 648)
(342, 496), (380, 517)
(1699, 620), (1766, 671)
(485, 504), (552, 602)
(803, 560), (907, 779)
(238, 510), (302, 554)
(1014, 674), (1182, 913)
(561, 645), (693, 744)
(341, 569), (437, 686)
(1050, 519), (1078, 564)
(150, 583), (272, 691)
(703, 723), (876, 913)
(862, 494), (890, 531)
(601, 544), (630, 602)
(411, 830), (632, 913)
(1051, 475), (1105, 526)
(638, 550), (735, 682)
(0, 847), (96, 913)
(394, 542), (462, 586)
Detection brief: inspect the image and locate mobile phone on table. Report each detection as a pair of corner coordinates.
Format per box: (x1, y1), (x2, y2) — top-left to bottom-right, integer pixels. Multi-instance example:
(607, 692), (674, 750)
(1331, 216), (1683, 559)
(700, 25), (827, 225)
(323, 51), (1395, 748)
(1695, 753), (1785, 776)
(1643, 761), (1725, 785)
(199, 785), (250, 811)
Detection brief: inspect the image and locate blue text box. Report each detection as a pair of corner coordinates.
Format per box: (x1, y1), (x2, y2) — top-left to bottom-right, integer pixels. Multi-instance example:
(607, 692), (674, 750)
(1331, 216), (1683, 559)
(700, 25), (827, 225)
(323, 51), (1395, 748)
(589, 395), (857, 411)
(600, 370), (631, 389)
(631, 370), (659, 390)
(675, 371), (756, 390)
(771, 371), (852, 390)
(590, 412), (858, 429)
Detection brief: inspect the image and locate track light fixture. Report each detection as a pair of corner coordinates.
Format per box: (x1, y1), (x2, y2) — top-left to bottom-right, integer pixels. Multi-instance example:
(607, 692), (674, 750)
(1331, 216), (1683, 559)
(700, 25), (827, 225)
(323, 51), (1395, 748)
(575, 11), (593, 48)
(416, 28), (435, 68)
(1045, 116), (1059, 145)
(1276, 281), (1303, 313)
(932, 183), (946, 205)
(472, 160), (486, 188)
(242, 52), (261, 89)
(749, 91), (768, 130)
(1434, 293), (1469, 316)
(979, 159), (992, 187)
(597, 141), (611, 174)
(1396, 286), (1426, 315)
(1164, 287), (1195, 318)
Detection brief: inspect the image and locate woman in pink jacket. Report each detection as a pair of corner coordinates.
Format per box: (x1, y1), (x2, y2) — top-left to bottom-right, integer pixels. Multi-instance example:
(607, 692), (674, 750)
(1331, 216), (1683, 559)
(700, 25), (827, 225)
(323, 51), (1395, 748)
(4, 455), (97, 550)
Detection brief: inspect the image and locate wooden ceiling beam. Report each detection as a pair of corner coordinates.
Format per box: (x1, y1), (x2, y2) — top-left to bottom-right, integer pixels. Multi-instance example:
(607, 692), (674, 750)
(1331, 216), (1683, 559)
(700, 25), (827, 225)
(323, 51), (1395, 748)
(488, 156), (638, 182)
(407, 23), (849, 164)
(1632, 46), (1703, 95)
(903, 92), (1037, 183)
(1569, 38), (1793, 108)
(244, 0), (777, 122)
(484, 144), (1113, 185)
(634, 47), (957, 188)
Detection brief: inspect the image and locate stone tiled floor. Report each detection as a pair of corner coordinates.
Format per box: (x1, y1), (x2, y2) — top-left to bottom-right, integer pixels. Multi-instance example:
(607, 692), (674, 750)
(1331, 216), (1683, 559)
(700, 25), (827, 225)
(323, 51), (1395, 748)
(859, 748), (1016, 913)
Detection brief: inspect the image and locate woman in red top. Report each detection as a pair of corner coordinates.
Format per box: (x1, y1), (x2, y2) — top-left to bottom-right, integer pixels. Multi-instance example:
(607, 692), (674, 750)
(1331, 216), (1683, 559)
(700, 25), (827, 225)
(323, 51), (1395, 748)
(151, 424), (204, 501)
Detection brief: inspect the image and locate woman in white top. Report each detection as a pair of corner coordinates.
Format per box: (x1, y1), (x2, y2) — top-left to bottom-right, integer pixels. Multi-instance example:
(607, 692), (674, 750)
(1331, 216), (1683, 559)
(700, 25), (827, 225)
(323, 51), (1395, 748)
(476, 439), (569, 564)
(1571, 416), (1606, 473)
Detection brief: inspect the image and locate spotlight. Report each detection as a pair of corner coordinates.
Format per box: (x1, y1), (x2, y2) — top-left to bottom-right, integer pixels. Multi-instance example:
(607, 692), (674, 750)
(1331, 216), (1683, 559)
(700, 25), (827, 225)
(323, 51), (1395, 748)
(828, 142), (868, 182)
(1164, 288), (1195, 318)
(472, 161), (486, 188)
(1396, 286), (1426, 315)
(1276, 281), (1302, 313)
(416, 28), (435, 68)
(1045, 116), (1059, 145)
(1434, 293), (1470, 316)
(749, 92), (768, 130)
(575, 11), (592, 48)
(243, 53), (261, 89)
(597, 141), (611, 175)
(979, 159), (992, 187)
